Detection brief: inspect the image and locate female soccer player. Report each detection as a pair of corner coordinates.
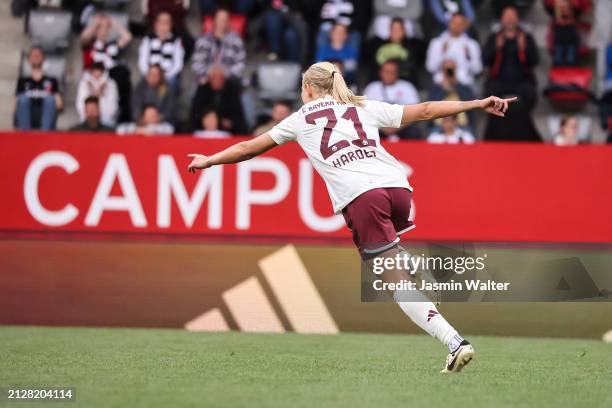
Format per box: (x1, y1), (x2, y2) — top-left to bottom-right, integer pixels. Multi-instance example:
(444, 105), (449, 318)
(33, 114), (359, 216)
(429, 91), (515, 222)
(187, 61), (516, 373)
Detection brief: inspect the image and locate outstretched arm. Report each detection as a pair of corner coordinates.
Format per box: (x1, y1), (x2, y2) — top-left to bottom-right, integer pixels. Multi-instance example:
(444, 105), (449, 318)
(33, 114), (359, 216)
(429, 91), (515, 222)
(187, 133), (277, 173)
(400, 96), (518, 125)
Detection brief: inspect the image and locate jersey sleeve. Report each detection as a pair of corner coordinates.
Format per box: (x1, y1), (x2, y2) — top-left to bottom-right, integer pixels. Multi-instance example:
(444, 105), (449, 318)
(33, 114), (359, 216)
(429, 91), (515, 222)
(367, 100), (405, 128)
(268, 112), (298, 145)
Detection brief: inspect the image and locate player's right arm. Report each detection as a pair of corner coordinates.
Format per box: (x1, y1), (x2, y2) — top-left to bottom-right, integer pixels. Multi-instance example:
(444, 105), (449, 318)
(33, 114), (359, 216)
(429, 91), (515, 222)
(400, 96), (518, 125)
(187, 133), (277, 173)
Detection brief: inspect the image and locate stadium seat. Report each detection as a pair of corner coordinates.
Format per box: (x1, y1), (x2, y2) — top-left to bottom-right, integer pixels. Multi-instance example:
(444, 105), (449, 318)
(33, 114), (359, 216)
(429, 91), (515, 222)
(544, 67), (593, 111)
(256, 63), (301, 102)
(27, 8), (72, 53)
(20, 52), (66, 88)
(202, 14), (246, 37)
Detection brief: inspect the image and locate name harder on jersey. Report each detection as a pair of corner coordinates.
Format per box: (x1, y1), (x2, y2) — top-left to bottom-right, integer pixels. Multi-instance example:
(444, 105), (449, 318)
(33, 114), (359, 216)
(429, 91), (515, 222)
(301, 99), (380, 169)
(331, 147), (377, 168)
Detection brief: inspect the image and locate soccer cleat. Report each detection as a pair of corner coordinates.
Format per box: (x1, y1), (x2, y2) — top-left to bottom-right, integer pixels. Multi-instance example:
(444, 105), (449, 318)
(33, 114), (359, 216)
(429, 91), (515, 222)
(440, 341), (475, 373)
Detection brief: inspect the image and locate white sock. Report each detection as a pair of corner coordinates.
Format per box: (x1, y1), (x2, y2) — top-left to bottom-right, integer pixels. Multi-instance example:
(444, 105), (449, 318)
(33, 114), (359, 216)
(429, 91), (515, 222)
(393, 290), (464, 353)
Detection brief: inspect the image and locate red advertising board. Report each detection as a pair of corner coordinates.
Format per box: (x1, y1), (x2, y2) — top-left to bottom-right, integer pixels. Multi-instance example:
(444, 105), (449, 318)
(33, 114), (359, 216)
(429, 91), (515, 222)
(1, 132), (611, 243)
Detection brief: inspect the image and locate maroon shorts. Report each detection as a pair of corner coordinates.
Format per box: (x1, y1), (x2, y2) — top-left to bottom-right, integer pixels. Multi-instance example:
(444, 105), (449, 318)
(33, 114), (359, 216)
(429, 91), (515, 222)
(342, 187), (415, 257)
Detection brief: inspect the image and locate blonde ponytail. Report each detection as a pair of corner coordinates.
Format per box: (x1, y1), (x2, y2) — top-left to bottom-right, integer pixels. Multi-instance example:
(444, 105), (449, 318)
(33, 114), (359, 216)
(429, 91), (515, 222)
(302, 61), (366, 107)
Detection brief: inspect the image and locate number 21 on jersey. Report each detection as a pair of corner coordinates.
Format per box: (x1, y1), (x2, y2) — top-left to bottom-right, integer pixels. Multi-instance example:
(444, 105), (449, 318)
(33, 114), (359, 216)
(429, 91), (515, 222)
(305, 107), (376, 160)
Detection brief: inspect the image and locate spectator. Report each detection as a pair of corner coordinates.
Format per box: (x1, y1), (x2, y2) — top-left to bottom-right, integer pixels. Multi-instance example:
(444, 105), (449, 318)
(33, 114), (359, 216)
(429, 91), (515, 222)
(14, 46), (63, 131)
(253, 100), (292, 136)
(371, 0), (423, 39)
(316, 0), (369, 52)
(70, 96), (114, 132)
(190, 64), (247, 134)
(426, 13), (482, 86)
(144, 0), (189, 27)
(193, 109), (232, 138)
(544, 0), (589, 19)
(316, 23), (358, 83)
(143, 0), (195, 60)
(553, 115), (579, 145)
(80, 14), (132, 69)
(80, 13), (133, 123)
(132, 64), (178, 124)
(328, 59), (358, 91)
(549, 0), (580, 66)
(117, 104), (174, 135)
(428, 59), (476, 131)
(364, 60), (421, 140)
(261, 0), (302, 62)
(364, 60), (420, 105)
(482, 6), (540, 141)
(138, 11), (185, 92)
(427, 115), (475, 144)
(76, 62), (119, 127)
(192, 8), (246, 82)
(373, 17), (424, 85)
(482, 6), (539, 103)
(428, 0), (475, 30)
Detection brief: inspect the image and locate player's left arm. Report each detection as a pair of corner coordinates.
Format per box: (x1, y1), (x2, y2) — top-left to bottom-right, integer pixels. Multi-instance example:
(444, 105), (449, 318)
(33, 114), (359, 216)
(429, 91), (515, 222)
(187, 133), (277, 173)
(400, 96), (518, 125)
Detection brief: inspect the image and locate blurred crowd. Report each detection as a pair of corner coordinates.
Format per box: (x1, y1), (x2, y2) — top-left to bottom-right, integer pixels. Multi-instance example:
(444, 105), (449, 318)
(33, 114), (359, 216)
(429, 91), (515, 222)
(10, 0), (612, 144)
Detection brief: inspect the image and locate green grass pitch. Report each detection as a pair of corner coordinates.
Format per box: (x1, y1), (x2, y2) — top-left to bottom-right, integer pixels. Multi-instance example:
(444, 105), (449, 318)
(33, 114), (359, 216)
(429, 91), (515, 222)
(1, 326), (611, 408)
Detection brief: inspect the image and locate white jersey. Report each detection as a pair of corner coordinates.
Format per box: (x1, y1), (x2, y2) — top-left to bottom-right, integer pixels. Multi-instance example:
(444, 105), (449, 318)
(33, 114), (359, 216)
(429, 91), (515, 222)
(268, 95), (412, 213)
